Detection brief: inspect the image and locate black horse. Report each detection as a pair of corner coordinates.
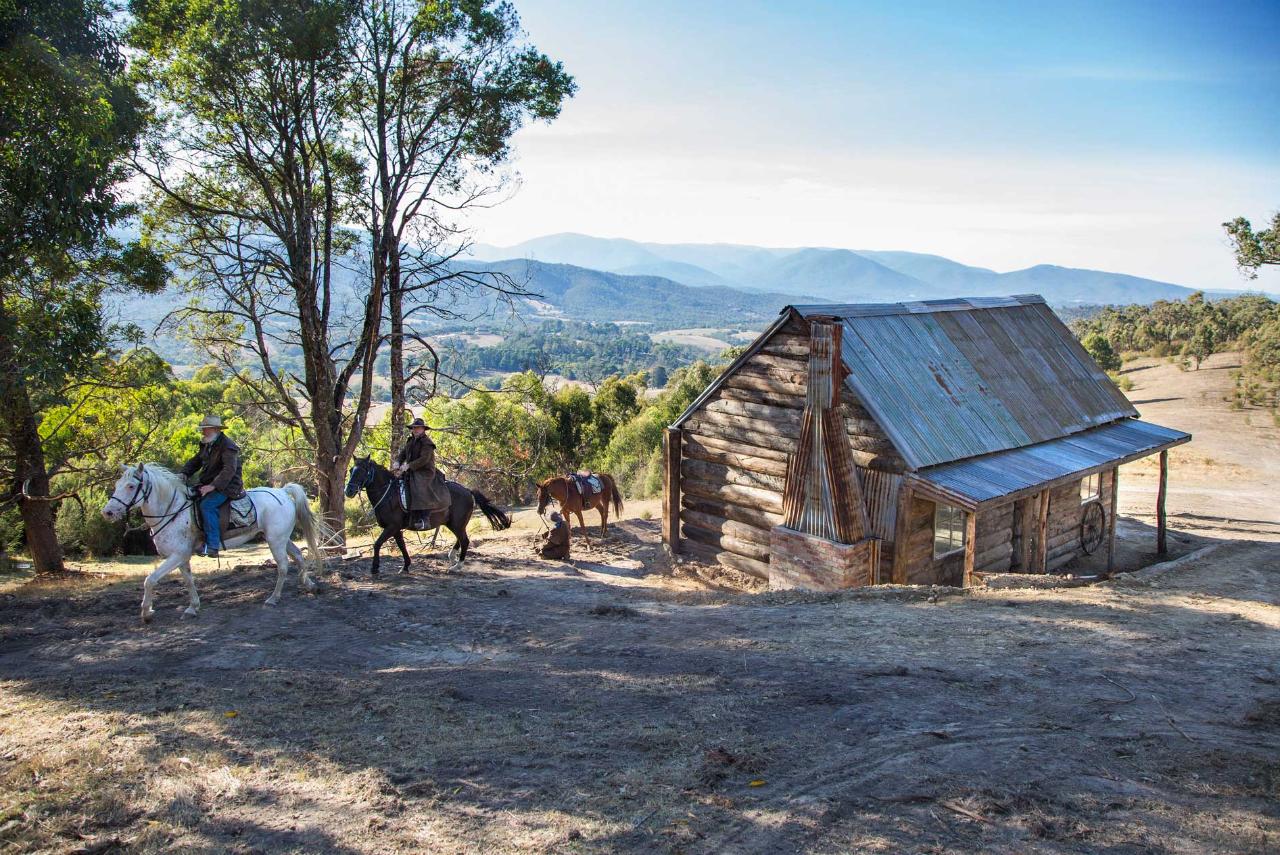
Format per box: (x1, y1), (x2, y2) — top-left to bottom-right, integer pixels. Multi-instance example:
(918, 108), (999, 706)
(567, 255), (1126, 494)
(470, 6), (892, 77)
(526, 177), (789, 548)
(345, 456), (511, 575)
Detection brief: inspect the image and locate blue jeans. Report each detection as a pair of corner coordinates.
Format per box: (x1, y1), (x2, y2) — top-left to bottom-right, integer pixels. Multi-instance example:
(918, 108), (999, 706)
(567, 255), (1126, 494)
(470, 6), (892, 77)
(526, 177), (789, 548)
(200, 491), (228, 549)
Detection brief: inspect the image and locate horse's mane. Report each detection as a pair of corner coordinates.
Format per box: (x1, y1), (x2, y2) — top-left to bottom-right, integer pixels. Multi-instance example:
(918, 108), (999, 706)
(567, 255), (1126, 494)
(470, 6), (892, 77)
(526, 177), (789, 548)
(141, 463), (187, 493)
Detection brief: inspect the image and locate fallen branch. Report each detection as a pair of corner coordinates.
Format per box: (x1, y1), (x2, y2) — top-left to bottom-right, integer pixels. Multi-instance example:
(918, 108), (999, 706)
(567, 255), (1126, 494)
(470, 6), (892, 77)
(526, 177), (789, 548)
(940, 801), (992, 824)
(1100, 673), (1137, 703)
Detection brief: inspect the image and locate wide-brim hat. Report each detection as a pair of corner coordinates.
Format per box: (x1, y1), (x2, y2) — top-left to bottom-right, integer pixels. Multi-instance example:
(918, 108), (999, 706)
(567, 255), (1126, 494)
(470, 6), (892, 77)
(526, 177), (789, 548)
(198, 415), (224, 430)
(408, 417), (431, 429)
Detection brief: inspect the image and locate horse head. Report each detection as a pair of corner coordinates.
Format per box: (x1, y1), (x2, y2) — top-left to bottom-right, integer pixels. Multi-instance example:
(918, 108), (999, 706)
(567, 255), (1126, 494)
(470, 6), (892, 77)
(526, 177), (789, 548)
(102, 463), (147, 522)
(536, 479), (552, 516)
(345, 455), (376, 498)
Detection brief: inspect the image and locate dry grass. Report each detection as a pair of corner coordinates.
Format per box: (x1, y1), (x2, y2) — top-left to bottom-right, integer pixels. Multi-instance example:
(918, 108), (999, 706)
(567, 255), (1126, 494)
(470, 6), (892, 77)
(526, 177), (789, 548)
(1, 522), (1276, 853)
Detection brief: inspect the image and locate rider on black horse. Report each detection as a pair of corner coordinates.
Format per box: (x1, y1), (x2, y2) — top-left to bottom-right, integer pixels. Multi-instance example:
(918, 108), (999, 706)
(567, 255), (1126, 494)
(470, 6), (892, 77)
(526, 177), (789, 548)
(391, 417), (451, 529)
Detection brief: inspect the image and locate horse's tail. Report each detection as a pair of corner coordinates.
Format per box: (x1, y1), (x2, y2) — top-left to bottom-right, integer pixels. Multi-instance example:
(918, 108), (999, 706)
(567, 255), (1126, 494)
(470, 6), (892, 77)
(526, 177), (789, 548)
(607, 475), (624, 515)
(285, 483), (327, 577)
(470, 489), (511, 531)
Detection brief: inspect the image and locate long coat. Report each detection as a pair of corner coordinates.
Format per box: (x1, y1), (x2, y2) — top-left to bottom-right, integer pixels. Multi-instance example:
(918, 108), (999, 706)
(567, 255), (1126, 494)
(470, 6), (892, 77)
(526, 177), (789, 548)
(181, 433), (246, 499)
(539, 521), (570, 560)
(395, 433), (451, 511)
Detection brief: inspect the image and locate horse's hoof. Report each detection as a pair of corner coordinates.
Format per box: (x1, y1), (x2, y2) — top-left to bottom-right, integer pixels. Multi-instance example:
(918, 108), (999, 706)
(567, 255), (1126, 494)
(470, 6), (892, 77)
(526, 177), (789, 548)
(302, 579), (317, 592)
(370, 567), (380, 576)
(141, 609), (153, 625)
(182, 606), (200, 618)
(264, 595), (280, 607)
(447, 561), (463, 573)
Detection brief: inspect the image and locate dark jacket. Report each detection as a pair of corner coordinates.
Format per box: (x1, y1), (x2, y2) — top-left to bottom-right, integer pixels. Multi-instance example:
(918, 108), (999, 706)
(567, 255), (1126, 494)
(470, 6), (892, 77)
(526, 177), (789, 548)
(395, 433), (450, 511)
(181, 433), (246, 499)
(540, 520), (570, 559)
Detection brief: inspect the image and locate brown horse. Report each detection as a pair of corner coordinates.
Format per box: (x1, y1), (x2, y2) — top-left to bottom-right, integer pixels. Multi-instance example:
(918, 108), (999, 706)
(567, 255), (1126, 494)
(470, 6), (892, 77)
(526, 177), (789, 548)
(536, 474), (624, 542)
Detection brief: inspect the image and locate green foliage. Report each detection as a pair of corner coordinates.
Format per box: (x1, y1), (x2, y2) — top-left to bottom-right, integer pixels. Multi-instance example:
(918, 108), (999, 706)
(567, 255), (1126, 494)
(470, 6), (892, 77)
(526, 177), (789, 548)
(1080, 333), (1121, 372)
(438, 321), (700, 390)
(3, 360), (300, 555)
(0, 0), (166, 570)
(1073, 292), (1280, 407)
(55, 487), (120, 557)
(595, 361), (722, 498)
(0, 0), (144, 274)
(1223, 212), (1280, 279)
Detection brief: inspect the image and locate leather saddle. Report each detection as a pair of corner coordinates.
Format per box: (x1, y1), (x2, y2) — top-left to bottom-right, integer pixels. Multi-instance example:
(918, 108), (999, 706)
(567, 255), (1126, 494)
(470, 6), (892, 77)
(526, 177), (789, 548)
(193, 494), (257, 540)
(568, 472), (602, 499)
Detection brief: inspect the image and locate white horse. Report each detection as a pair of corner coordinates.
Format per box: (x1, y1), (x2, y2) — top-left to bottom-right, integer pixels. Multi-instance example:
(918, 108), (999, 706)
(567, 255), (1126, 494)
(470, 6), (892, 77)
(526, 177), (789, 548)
(101, 463), (327, 623)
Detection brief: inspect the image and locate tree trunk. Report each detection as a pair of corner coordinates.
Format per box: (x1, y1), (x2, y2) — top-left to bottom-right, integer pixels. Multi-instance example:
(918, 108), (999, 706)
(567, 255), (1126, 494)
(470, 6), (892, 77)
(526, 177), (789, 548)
(313, 421), (347, 552)
(0, 300), (64, 572)
(389, 245), (406, 458)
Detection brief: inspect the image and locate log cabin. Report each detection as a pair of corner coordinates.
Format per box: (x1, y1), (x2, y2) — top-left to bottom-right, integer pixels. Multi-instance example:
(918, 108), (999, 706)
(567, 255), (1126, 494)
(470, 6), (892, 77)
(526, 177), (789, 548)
(662, 295), (1191, 590)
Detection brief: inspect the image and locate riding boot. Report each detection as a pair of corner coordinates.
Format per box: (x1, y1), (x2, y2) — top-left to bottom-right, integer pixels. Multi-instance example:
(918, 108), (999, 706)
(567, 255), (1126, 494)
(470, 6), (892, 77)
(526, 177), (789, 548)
(413, 510), (428, 530)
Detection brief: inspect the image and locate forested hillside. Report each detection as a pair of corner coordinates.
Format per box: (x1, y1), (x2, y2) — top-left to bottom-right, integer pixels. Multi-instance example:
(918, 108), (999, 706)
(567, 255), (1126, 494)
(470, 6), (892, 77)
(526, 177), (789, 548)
(1072, 292), (1279, 407)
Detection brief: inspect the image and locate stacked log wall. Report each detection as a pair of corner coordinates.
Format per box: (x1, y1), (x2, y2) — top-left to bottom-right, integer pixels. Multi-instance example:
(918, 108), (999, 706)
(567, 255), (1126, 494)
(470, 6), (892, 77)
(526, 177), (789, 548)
(1044, 479), (1086, 572)
(678, 319), (810, 579)
(900, 496), (1017, 585)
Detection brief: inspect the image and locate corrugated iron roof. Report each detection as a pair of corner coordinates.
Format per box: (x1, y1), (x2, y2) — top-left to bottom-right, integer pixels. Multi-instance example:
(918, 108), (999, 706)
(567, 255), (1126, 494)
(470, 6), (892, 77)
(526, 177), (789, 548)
(914, 419), (1190, 506)
(792, 296), (1137, 469)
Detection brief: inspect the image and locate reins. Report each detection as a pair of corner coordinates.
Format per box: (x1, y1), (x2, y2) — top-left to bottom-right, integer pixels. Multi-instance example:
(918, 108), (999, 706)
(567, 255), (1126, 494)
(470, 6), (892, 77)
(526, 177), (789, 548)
(352, 467), (396, 528)
(110, 468), (194, 538)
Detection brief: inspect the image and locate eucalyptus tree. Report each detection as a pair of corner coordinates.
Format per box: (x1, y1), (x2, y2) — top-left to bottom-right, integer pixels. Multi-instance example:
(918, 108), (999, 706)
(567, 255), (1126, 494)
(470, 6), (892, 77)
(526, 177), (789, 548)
(1224, 212), (1280, 278)
(131, 0), (375, 541)
(351, 0), (574, 455)
(133, 0), (572, 542)
(0, 0), (164, 571)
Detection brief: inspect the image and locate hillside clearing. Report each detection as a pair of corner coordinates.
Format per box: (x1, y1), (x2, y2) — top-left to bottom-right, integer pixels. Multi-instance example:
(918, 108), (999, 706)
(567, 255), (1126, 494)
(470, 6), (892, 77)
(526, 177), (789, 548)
(0, 514), (1276, 853)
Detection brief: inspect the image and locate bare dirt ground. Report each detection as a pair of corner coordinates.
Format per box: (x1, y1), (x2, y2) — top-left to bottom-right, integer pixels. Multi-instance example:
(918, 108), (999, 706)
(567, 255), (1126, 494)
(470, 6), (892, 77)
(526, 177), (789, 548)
(1116, 352), (1280, 545)
(0, 353), (1277, 854)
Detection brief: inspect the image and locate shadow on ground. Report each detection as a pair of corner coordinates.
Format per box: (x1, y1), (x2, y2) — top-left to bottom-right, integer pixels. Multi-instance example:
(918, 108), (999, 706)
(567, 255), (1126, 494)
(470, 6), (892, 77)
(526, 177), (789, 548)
(0, 519), (1277, 853)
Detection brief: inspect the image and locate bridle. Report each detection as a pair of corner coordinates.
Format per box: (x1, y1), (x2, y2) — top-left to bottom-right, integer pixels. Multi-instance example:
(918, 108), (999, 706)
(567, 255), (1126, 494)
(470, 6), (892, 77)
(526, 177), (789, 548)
(106, 468), (151, 515)
(107, 467), (192, 538)
(349, 459), (395, 523)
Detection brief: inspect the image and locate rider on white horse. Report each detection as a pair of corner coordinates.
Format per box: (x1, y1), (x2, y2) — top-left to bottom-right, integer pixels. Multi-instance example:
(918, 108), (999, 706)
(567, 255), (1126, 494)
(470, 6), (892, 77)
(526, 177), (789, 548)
(181, 415), (244, 558)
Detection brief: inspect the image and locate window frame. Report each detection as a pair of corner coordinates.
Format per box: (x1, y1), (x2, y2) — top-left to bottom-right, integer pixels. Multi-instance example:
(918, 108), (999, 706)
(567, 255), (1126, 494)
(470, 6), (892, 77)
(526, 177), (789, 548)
(1080, 472), (1102, 504)
(932, 502), (967, 559)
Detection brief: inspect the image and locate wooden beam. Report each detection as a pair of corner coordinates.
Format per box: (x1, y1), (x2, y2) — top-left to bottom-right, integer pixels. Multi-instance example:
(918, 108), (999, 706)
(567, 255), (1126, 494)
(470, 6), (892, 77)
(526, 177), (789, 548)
(963, 509), (978, 588)
(1010, 498), (1025, 571)
(1157, 449), (1168, 555)
(680, 539), (770, 579)
(662, 428), (681, 554)
(891, 483), (913, 584)
(1035, 489), (1050, 573)
(1106, 466), (1119, 572)
(681, 495), (783, 531)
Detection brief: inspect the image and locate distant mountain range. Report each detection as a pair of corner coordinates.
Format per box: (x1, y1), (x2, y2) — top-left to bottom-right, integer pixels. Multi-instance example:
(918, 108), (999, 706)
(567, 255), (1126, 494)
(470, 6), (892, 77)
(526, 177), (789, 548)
(470, 233), (1203, 305)
(464, 259), (796, 326)
(118, 229), (1215, 374)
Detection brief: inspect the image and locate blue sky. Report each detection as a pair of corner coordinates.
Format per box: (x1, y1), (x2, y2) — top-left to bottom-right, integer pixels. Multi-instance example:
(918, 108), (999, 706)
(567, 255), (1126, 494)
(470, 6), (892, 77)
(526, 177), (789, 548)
(470, 0), (1280, 291)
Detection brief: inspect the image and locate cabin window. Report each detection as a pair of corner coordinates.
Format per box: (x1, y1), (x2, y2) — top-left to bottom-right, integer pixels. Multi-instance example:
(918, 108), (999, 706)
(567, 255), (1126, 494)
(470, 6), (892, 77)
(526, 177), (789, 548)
(1080, 472), (1101, 503)
(933, 503), (967, 558)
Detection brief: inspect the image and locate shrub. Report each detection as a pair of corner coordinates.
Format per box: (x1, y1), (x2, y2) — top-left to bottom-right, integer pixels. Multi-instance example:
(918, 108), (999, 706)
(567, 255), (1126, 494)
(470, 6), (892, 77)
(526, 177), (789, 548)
(55, 490), (122, 557)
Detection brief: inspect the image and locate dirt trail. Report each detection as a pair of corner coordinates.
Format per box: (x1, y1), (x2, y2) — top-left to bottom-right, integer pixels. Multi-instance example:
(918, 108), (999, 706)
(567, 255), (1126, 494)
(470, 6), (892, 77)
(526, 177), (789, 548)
(0, 518), (1276, 854)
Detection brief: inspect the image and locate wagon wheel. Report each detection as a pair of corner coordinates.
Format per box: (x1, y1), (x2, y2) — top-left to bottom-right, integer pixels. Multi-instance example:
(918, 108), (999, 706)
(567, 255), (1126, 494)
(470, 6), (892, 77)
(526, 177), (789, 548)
(1079, 500), (1106, 555)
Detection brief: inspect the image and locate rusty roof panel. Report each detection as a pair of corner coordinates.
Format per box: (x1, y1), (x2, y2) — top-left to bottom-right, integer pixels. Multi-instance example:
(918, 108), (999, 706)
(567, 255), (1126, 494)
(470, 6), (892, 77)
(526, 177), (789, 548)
(795, 297), (1138, 468)
(916, 419), (1189, 505)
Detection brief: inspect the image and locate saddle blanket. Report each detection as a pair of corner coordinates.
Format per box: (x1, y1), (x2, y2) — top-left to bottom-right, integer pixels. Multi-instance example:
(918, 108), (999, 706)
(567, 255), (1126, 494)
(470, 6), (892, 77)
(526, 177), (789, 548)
(569, 472), (602, 497)
(193, 494), (257, 537)
(228, 495), (256, 529)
